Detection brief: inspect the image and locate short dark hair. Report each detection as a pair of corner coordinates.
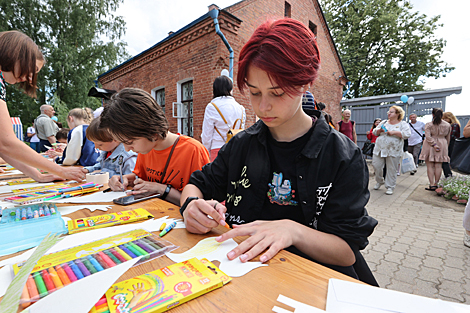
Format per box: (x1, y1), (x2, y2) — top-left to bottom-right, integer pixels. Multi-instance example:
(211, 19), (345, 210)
(0, 30), (44, 97)
(56, 128), (70, 141)
(86, 117), (113, 142)
(100, 88), (169, 143)
(213, 76), (233, 97)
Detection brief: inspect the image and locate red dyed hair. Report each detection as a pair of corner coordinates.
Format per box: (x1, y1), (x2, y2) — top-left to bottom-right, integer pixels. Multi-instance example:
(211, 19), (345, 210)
(237, 18), (320, 96)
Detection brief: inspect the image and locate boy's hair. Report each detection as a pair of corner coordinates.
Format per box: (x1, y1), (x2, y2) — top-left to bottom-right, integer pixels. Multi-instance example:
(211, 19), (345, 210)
(390, 105), (404, 121)
(86, 117), (113, 142)
(237, 18), (320, 97)
(56, 128), (70, 141)
(213, 75), (233, 98)
(100, 88), (169, 143)
(0, 30), (45, 97)
(68, 108), (93, 124)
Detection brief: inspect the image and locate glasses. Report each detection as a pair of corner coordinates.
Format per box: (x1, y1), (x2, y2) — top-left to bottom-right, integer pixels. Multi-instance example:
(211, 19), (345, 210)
(387, 111), (396, 114)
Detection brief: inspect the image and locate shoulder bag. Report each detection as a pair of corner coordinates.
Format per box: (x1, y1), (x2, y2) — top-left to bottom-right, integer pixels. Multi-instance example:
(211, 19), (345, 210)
(211, 102), (244, 143)
(450, 137), (470, 174)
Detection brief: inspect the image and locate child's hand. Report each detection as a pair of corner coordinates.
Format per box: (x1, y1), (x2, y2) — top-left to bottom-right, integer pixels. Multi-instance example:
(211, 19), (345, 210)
(215, 220), (297, 263)
(109, 175), (128, 191)
(132, 179), (161, 195)
(82, 168), (89, 173)
(183, 199), (227, 234)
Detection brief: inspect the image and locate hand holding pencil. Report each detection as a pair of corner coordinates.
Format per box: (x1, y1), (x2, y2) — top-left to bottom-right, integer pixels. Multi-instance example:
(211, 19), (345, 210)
(109, 174), (129, 192)
(182, 199), (229, 234)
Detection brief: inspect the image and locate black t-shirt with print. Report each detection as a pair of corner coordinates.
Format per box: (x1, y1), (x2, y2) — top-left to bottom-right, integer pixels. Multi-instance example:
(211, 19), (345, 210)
(261, 124), (316, 224)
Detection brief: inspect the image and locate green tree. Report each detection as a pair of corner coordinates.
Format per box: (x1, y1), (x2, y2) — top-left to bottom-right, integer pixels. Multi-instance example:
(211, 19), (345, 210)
(0, 0), (129, 129)
(321, 0), (454, 98)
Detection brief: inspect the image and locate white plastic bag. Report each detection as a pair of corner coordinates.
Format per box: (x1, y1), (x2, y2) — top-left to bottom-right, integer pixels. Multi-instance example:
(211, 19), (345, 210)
(401, 151), (416, 173)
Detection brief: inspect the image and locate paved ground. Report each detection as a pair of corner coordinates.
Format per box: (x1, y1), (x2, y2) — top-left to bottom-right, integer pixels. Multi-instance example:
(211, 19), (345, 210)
(363, 163), (470, 304)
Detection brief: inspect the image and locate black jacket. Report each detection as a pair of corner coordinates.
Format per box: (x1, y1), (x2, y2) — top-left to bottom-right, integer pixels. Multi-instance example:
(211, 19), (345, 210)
(189, 110), (378, 281)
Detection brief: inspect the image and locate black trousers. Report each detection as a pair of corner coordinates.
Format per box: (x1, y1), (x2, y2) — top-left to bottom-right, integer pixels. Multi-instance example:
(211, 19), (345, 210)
(39, 139), (51, 152)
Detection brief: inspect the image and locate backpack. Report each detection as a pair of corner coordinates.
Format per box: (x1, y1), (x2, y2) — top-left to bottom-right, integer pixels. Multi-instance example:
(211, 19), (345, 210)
(211, 102), (244, 143)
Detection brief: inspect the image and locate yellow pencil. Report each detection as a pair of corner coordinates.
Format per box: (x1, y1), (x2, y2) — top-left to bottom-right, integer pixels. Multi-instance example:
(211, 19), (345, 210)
(159, 223), (166, 231)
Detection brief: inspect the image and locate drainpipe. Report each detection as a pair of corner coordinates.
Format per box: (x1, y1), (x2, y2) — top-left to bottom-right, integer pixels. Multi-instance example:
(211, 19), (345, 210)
(208, 8), (234, 79)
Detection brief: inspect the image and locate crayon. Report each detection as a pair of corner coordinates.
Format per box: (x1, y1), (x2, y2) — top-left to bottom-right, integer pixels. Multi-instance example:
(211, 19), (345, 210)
(127, 242), (148, 256)
(96, 308), (109, 313)
(41, 269), (56, 293)
(135, 239), (155, 253)
(39, 207), (45, 217)
(93, 253), (110, 269)
(159, 221), (177, 237)
(108, 248), (127, 263)
(118, 245), (137, 258)
(50, 206), (56, 214)
(142, 237), (163, 250)
(15, 208), (20, 221)
(98, 251), (116, 267)
(26, 274), (40, 301)
(75, 259), (91, 277)
(61, 263), (78, 282)
(33, 209), (39, 219)
(47, 267), (64, 289)
(21, 208), (27, 220)
(113, 246), (133, 261)
(54, 265), (71, 286)
(159, 223), (166, 231)
(21, 283), (31, 308)
(94, 297), (107, 307)
(27, 207), (33, 219)
(86, 255), (104, 272)
(44, 206), (51, 216)
(95, 302), (108, 310)
(82, 257), (98, 274)
(103, 249), (122, 265)
(9, 210), (15, 216)
(68, 261), (84, 280)
(32, 271), (48, 298)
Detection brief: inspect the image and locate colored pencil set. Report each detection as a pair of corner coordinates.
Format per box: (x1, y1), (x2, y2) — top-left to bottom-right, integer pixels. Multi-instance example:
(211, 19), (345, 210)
(6, 178), (36, 185)
(14, 229), (177, 308)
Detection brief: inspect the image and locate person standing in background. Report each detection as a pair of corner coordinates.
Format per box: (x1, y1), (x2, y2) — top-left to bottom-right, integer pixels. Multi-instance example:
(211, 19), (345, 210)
(35, 104), (59, 152)
(407, 113), (425, 175)
(442, 111), (460, 178)
(338, 109), (356, 144)
(27, 120), (40, 152)
(201, 75), (245, 162)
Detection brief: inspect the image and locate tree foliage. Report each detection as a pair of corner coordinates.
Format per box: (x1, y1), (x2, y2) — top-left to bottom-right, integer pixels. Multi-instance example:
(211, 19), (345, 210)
(321, 0), (454, 98)
(0, 0), (130, 127)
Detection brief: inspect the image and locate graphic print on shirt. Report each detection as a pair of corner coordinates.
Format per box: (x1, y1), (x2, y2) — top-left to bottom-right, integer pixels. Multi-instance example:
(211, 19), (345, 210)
(267, 172), (298, 206)
(311, 183), (333, 229)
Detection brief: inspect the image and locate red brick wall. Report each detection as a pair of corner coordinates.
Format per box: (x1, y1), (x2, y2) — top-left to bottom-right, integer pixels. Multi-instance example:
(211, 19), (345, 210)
(100, 0), (346, 138)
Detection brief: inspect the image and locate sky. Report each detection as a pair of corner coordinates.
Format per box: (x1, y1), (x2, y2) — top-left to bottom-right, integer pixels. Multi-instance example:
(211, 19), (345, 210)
(114, 0), (468, 117)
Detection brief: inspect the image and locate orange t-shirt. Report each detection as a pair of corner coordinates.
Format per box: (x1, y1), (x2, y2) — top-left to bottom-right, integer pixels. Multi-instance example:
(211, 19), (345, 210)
(133, 135), (210, 191)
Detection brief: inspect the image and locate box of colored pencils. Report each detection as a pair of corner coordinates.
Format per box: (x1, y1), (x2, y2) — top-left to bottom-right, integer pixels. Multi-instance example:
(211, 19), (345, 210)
(67, 208), (154, 234)
(13, 229), (177, 307)
(105, 257), (231, 313)
(0, 203), (67, 256)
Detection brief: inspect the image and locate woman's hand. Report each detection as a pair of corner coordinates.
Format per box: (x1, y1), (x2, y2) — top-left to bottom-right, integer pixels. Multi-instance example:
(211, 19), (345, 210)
(183, 199), (227, 234)
(433, 145), (440, 152)
(216, 219), (298, 263)
(59, 167), (85, 181)
(109, 175), (128, 191)
(34, 173), (65, 183)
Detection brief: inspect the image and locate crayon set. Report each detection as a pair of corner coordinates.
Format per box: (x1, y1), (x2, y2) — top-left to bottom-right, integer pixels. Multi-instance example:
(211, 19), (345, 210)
(2, 182), (101, 204)
(13, 229), (177, 308)
(0, 203), (67, 256)
(7, 178), (36, 185)
(67, 208), (154, 234)
(89, 295), (111, 313)
(105, 258), (231, 313)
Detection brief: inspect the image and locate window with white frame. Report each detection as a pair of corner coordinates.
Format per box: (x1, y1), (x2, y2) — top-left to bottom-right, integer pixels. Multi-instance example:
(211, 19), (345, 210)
(180, 81), (193, 137)
(155, 88), (165, 113)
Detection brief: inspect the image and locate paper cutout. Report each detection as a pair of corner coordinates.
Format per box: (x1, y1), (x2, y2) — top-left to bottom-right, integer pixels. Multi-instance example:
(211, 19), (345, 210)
(51, 191), (127, 203)
(0, 233), (61, 313)
(57, 205), (113, 216)
(0, 217), (183, 298)
(273, 294), (325, 313)
(0, 170), (23, 176)
(24, 257), (142, 313)
(166, 237), (267, 277)
(0, 183), (54, 195)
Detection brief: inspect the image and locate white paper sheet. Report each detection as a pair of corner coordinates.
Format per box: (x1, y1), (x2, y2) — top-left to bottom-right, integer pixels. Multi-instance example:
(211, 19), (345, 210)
(24, 257), (142, 313)
(0, 217), (183, 298)
(326, 278), (470, 313)
(0, 170), (23, 177)
(51, 191), (127, 203)
(166, 237), (267, 277)
(273, 294), (325, 313)
(57, 205), (113, 216)
(0, 183), (54, 195)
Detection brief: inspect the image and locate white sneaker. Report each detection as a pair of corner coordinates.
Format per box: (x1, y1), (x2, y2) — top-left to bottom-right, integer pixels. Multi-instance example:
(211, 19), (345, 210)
(385, 188), (394, 195)
(464, 233), (470, 248)
(374, 183), (382, 190)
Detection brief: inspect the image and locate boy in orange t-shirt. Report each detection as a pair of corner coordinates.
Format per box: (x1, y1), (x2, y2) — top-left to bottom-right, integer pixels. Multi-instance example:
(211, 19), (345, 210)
(100, 88), (209, 205)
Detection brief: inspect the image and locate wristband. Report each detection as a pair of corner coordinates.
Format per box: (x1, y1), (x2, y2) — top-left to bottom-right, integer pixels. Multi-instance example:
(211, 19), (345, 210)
(179, 196), (199, 216)
(161, 184), (172, 200)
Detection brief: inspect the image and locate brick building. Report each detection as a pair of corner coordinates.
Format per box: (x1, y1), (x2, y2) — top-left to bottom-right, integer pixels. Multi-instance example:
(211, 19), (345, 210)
(98, 0), (348, 140)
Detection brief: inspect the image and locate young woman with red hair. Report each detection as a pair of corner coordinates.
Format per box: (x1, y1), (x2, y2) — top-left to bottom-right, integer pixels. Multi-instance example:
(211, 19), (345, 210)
(180, 19), (378, 284)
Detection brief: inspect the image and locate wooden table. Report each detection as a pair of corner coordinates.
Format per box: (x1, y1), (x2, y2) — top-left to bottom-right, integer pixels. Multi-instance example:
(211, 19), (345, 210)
(1, 187), (361, 312)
